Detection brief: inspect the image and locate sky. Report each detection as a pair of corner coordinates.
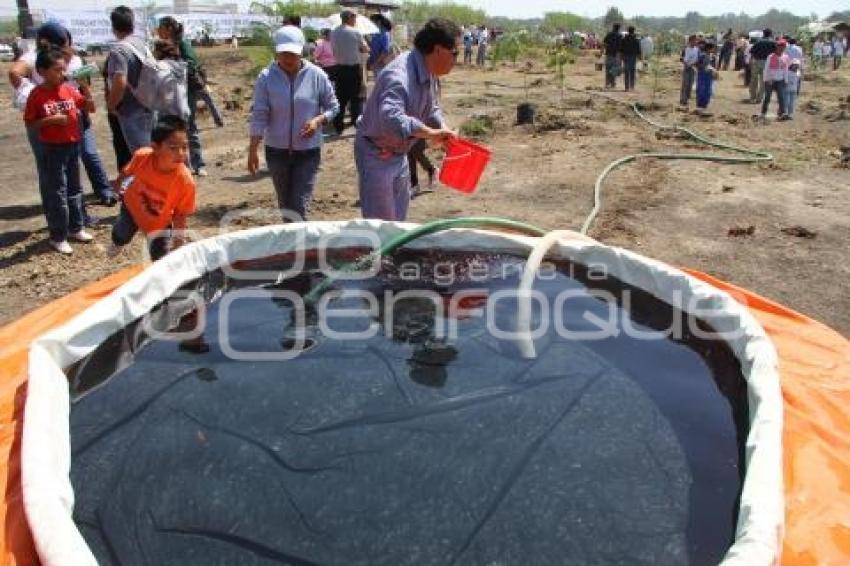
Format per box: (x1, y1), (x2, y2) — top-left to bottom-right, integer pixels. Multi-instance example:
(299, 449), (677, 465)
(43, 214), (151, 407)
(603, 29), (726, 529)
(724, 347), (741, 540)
(0, 0), (845, 20)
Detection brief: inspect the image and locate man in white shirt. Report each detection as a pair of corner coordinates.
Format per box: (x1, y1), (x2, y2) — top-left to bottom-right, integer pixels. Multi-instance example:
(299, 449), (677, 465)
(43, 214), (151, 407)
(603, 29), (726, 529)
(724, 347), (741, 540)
(476, 26), (488, 66)
(330, 9), (369, 134)
(679, 35), (699, 108)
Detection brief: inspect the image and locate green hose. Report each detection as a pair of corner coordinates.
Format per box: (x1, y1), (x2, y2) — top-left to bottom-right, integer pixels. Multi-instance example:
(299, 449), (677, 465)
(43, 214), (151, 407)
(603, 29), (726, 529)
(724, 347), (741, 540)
(304, 217), (547, 304)
(569, 86), (773, 234)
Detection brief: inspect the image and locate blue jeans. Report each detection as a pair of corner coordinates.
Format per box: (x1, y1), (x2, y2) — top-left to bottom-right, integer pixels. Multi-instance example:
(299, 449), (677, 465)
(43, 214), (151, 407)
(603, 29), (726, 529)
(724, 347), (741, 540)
(111, 204), (171, 261)
(79, 120), (115, 201)
(42, 142), (85, 242)
(26, 125), (47, 199)
(784, 88), (798, 117)
(188, 88), (206, 171)
(355, 135), (410, 221)
(117, 108), (154, 155)
(265, 146), (321, 221)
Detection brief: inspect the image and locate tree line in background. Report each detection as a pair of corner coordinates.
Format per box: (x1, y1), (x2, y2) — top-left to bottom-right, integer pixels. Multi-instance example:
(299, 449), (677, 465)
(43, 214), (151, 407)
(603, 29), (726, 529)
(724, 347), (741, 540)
(247, 1), (849, 34)
(5, 1), (848, 38)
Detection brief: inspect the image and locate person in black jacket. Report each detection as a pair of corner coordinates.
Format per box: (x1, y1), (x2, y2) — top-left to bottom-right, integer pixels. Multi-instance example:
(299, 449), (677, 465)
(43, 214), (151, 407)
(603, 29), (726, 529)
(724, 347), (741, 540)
(621, 26), (641, 91)
(748, 29), (776, 104)
(602, 23), (622, 89)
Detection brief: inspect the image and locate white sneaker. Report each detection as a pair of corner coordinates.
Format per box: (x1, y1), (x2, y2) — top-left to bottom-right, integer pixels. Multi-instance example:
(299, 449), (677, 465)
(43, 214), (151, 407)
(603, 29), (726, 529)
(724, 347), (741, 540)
(107, 242), (125, 258)
(50, 240), (73, 255)
(69, 229), (94, 242)
(195, 167), (209, 177)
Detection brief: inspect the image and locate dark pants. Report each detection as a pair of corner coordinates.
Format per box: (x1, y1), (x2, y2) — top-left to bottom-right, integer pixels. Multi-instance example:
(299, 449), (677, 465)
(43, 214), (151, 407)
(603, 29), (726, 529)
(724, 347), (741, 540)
(333, 64), (363, 134)
(188, 88), (206, 172)
(680, 66), (695, 105)
(623, 56), (638, 90)
(696, 71), (713, 109)
(761, 80), (787, 117)
(111, 204), (171, 261)
(108, 112), (132, 171)
(197, 87), (224, 127)
(408, 139), (434, 188)
(265, 147), (321, 221)
(719, 47), (732, 70)
(321, 65), (338, 85)
(605, 55), (620, 88)
(43, 142), (84, 242)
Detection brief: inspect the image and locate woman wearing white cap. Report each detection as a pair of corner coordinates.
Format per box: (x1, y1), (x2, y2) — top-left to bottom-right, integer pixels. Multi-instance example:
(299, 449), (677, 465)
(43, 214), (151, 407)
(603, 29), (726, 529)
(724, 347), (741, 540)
(248, 25), (339, 221)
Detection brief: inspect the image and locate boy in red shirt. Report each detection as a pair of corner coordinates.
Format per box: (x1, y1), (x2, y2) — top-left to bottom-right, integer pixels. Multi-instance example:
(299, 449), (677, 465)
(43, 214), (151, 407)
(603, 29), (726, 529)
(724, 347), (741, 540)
(23, 48), (96, 254)
(109, 116), (196, 261)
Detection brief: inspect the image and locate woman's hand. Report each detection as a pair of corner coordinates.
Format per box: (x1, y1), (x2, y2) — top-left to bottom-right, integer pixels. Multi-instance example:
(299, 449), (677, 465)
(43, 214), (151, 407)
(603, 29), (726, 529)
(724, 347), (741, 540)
(421, 126), (456, 149)
(247, 145), (260, 175)
(300, 116), (324, 139)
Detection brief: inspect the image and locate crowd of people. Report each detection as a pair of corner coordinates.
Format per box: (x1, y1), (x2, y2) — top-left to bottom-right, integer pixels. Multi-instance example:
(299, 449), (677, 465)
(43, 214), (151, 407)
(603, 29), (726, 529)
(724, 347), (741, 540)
(599, 20), (848, 121)
(9, 7), (461, 260)
(8, 7), (848, 261)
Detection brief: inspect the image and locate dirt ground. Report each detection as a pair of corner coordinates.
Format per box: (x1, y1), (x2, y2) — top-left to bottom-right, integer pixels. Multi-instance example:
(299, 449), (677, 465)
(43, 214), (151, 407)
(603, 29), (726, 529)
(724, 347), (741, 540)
(1, 46), (848, 335)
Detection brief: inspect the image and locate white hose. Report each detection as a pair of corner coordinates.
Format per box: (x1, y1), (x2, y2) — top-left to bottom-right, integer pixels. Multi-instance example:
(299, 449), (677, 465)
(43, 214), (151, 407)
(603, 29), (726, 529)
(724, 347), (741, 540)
(516, 230), (595, 358)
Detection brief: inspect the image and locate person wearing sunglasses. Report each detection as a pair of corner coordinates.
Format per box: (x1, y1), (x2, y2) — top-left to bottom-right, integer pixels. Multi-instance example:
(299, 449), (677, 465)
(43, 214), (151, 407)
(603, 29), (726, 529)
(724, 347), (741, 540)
(355, 18), (460, 221)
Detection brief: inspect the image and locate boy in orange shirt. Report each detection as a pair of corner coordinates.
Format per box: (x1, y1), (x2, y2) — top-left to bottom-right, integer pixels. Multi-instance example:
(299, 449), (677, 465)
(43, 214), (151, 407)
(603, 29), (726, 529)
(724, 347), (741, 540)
(24, 48), (96, 254)
(109, 116), (196, 260)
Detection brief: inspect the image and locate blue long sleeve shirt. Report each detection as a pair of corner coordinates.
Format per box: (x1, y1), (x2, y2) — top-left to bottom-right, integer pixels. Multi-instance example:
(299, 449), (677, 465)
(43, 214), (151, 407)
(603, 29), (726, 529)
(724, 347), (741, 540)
(368, 31), (391, 67)
(250, 60), (339, 151)
(357, 49), (444, 155)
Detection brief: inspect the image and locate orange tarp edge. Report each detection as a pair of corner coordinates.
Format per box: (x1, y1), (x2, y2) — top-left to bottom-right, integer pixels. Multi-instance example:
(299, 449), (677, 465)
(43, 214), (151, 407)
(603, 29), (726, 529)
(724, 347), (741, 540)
(0, 265), (847, 565)
(683, 269), (850, 565)
(0, 266), (143, 566)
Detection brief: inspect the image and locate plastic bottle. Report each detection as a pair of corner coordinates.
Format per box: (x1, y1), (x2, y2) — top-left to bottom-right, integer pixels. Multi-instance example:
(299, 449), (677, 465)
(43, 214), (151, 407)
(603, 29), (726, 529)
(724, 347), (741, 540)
(70, 64), (100, 81)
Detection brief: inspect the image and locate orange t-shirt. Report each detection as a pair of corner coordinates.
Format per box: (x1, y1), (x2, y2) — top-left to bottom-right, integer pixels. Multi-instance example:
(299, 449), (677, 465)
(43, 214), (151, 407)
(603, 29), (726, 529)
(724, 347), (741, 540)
(122, 148), (196, 234)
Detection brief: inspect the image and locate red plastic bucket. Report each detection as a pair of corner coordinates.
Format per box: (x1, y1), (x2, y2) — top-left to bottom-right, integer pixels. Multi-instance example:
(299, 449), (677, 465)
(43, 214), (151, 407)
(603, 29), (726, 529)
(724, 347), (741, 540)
(438, 137), (492, 193)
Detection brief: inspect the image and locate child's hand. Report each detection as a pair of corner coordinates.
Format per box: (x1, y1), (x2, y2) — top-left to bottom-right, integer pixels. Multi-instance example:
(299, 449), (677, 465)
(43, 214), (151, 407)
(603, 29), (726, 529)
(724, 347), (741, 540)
(46, 114), (70, 126)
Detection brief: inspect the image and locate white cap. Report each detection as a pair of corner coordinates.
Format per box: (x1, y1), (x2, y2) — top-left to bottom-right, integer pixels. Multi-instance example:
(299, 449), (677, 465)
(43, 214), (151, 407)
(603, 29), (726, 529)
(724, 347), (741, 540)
(273, 25), (304, 54)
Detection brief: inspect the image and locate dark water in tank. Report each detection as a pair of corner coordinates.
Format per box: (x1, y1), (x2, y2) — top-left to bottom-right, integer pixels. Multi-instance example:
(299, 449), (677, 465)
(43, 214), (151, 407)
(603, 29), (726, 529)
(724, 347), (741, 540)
(68, 250), (747, 566)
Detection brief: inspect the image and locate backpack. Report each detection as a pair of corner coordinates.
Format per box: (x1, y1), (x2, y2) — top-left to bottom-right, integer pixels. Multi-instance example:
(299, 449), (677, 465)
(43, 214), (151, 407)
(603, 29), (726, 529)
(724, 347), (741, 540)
(118, 40), (190, 120)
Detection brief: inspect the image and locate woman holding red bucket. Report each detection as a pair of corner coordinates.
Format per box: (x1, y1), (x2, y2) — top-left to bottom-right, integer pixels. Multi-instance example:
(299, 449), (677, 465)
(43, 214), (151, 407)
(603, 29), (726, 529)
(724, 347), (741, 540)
(354, 18), (462, 221)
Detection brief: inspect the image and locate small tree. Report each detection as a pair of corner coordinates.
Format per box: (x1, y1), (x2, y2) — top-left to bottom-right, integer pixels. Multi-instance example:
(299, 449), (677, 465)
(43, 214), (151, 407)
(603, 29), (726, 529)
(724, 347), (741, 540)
(604, 7), (625, 28)
(546, 45), (576, 107)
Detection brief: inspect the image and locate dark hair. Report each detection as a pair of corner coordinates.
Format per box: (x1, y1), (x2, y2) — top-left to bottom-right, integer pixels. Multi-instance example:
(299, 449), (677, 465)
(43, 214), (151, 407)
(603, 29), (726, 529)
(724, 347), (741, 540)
(284, 15), (302, 28)
(153, 39), (180, 61)
(35, 47), (64, 72)
(762, 28), (772, 38)
(789, 37), (798, 45)
(111, 6), (134, 35)
(612, 23), (621, 32)
(413, 18), (461, 55)
(370, 13), (392, 32)
(158, 16), (184, 41)
(36, 22), (71, 49)
(151, 116), (188, 144)
(627, 26), (635, 34)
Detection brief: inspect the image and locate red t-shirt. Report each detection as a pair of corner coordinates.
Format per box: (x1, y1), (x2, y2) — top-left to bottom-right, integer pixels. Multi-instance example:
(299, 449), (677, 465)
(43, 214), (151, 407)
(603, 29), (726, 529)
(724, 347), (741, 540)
(122, 148), (196, 234)
(23, 83), (85, 144)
